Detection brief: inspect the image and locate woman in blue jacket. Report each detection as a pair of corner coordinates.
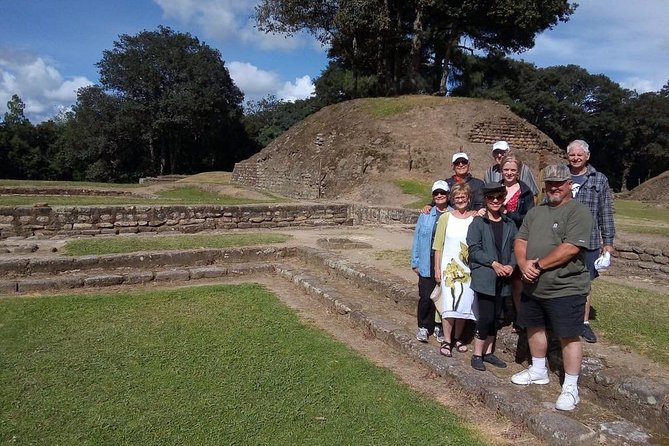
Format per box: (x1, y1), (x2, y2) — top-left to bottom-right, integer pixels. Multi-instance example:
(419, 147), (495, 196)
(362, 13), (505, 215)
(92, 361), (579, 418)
(466, 183), (517, 371)
(411, 180), (451, 343)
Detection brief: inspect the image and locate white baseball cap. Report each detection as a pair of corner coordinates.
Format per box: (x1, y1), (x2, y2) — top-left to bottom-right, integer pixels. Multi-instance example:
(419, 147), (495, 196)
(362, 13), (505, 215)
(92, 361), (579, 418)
(451, 152), (469, 163)
(431, 180), (450, 193)
(492, 141), (510, 152)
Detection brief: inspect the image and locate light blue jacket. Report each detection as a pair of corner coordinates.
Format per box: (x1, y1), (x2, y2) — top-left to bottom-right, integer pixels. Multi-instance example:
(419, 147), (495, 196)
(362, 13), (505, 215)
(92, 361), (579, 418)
(411, 206), (450, 277)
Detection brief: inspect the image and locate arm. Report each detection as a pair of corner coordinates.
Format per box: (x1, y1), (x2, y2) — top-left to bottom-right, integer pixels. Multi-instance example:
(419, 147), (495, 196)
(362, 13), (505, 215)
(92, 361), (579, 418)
(432, 213), (449, 282)
(514, 238), (541, 282)
(410, 215), (423, 273)
(598, 176), (615, 252)
(467, 219), (495, 268)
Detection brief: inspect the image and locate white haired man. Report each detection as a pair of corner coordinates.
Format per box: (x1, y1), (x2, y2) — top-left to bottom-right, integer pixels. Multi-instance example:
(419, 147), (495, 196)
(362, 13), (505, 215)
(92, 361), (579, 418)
(566, 139), (615, 343)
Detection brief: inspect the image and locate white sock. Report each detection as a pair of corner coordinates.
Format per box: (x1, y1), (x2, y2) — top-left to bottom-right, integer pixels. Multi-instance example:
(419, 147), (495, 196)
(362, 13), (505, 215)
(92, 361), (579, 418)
(584, 320), (590, 325)
(530, 357), (547, 372)
(564, 373), (579, 389)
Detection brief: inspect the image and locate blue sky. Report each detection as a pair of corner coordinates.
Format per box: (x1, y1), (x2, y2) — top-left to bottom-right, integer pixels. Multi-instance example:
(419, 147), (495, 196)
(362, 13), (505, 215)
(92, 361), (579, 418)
(1, 0), (668, 122)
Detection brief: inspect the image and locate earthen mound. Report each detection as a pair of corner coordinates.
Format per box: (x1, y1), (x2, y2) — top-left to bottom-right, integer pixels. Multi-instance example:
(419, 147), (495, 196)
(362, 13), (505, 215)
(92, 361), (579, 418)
(233, 96), (565, 206)
(621, 171), (669, 202)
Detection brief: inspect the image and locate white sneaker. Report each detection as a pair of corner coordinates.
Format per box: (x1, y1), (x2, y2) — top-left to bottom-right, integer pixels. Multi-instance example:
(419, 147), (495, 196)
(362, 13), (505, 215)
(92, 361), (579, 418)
(511, 367), (550, 385)
(433, 326), (445, 343)
(416, 327), (429, 342)
(555, 384), (580, 411)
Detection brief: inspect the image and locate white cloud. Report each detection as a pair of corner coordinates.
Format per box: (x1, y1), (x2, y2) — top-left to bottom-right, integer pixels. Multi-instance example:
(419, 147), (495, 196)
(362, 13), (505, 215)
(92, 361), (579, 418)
(277, 75), (315, 101)
(228, 61), (314, 103)
(620, 77), (657, 94)
(228, 61), (281, 96)
(154, 0), (310, 51)
(0, 49), (93, 122)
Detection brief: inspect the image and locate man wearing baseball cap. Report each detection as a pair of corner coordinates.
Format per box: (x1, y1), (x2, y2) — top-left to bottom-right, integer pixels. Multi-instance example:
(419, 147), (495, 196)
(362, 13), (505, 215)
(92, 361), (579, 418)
(512, 164), (593, 411)
(446, 152), (485, 211)
(484, 140), (539, 197)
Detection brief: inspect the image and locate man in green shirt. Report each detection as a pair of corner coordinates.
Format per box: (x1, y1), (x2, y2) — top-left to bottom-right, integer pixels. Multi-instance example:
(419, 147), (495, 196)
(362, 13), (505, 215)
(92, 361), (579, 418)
(511, 164), (593, 412)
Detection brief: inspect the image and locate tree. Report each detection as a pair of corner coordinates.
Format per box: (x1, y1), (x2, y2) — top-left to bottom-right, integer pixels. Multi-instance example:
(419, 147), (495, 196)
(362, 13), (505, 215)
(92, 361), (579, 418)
(256, 0), (576, 95)
(0, 95), (48, 179)
(243, 95), (322, 147)
(63, 26), (251, 182)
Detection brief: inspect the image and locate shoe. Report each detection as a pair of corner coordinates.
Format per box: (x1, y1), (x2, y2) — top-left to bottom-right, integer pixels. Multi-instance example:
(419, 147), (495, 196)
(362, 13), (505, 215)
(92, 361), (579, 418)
(581, 323), (597, 343)
(483, 353), (507, 368)
(555, 384), (580, 411)
(471, 355), (486, 371)
(511, 367), (550, 385)
(416, 327), (429, 342)
(433, 326), (445, 343)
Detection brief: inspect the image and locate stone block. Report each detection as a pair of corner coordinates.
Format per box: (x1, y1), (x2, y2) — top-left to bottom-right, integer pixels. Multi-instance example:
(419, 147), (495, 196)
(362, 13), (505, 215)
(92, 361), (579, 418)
(124, 271), (155, 284)
(190, 266), (227, 279)
(84, 275), (125, 287)
(639, 253), (653, 262)
(0, 281), (18, 294)
(154, 269), (190, 282)
(619, 252), (640, 260)
(527, 411), (596, 445)
(653, 256), (668, 265)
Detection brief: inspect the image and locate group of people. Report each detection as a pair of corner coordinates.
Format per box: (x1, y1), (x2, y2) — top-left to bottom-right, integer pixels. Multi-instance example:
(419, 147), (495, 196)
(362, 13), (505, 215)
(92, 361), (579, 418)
(410, 139), (615, 411)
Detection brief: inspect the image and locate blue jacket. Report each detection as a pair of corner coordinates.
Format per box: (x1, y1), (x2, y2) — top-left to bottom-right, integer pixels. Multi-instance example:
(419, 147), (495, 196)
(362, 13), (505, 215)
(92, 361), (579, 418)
(467, 214), (517, 296)
(411, 206), (449, 277)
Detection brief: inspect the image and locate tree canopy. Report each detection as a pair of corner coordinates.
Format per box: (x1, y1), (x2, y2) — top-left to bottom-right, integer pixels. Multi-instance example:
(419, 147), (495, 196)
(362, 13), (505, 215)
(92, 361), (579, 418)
(60, 26), (251, 182)
(256, 0), (576, 95)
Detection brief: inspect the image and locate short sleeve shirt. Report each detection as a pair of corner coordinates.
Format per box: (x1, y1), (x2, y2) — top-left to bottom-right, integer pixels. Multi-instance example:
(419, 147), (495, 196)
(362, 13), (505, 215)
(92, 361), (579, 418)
(517, 200), (593, 298)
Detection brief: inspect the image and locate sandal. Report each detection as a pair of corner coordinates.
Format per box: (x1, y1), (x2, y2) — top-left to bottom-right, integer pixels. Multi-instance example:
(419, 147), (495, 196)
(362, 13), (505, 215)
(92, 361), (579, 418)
(454, 339), (468, 353)
(439, 341), (453, 357)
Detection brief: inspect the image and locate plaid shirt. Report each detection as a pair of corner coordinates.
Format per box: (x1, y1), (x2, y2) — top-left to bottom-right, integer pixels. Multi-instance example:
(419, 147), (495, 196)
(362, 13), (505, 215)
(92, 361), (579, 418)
(572, 164), (616, 250)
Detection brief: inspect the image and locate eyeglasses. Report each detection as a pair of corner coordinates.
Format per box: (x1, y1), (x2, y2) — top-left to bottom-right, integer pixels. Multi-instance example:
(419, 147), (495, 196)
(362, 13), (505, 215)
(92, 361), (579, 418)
(453, 160), (468, 166)
(485, 195), (505, 202)
(432, 190), (448, 197)
(493, 151), (506, 158)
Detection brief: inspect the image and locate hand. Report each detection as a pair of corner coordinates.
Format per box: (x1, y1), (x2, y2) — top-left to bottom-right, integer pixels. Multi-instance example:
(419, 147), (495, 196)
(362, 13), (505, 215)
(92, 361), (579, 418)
(476, 208), (486, 217)
(421, 205), (432, 214)
(434, 270), (441, 283)
(412, 267), (420, 276)
(520, 258), (541, 283)
(491, 261), (507, 277)
(501, 264), (514, 276)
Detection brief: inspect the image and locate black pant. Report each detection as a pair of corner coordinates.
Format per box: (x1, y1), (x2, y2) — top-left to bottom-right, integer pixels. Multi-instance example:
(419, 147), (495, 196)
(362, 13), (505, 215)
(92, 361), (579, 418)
(417, 275), (439, 333)
(475, 292), (505, 340)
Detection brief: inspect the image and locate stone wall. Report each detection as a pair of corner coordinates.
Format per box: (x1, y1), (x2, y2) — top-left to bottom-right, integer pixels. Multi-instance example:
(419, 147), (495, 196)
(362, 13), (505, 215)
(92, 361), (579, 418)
(231, 162), (321, 200)
(0, 204), (351, 238)
(613, 239), (669, 275)
(468, 116), (564, 160)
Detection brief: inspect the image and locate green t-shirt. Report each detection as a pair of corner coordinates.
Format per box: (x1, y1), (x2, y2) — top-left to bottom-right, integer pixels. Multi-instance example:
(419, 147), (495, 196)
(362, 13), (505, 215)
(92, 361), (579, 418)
(517, 200), (593, 299)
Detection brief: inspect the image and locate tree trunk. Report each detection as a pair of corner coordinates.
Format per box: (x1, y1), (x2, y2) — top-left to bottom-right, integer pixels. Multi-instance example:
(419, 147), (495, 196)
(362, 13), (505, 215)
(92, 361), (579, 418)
(409, 8), (424, 92)
(439, 35), (459, 96)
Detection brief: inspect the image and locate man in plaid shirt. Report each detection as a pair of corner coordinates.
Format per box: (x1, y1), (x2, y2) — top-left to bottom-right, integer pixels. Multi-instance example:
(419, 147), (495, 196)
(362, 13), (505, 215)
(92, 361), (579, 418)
(567, 139), (615, 343)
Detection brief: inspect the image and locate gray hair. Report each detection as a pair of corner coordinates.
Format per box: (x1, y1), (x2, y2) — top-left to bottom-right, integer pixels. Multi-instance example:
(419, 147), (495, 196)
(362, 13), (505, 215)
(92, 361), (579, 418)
(567, 139), (590, 154)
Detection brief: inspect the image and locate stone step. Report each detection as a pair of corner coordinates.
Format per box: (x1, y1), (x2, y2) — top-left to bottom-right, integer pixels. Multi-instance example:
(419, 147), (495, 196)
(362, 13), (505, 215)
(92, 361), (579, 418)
(289, 247), (669, 442)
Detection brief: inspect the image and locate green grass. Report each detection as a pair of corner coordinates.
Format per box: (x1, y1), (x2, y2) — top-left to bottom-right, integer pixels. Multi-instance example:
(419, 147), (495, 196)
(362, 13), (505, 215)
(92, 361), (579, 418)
(363, 96), (454, 118)
(61, 233), (292, 256)
(394, 179), (432, 209)
(0, 179), (141, 188)
(590, 280), (669, 364)
(0, 284), (485, 445)
(614, 199), (669, 237)
(376, 249), (412, 269)
(0, 185), (280, 207)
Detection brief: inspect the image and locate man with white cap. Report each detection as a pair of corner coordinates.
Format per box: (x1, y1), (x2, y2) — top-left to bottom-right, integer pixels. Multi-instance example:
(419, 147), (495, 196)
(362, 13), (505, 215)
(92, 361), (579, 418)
(411, 180), (452, 342)
(484, 140), (539, 198)
(446, 152), (485, 212)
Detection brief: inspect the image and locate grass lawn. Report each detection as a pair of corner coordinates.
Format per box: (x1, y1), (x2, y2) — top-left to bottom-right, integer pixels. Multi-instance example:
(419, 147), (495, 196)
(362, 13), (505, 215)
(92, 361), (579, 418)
(614, 199), (669, 237)
(0, 185), (279, 207)
(394, 179), (432, 209)
(0, 284), (485, 445)
(61, 233), (292, 256)
(591, 280), (669, 365)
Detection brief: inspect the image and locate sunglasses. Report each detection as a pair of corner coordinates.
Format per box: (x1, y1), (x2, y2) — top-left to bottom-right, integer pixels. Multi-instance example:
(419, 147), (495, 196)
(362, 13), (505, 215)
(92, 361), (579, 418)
(432, 190), (448, 197)
(453, 160), (469, 166)
(485, 195), (505, 202)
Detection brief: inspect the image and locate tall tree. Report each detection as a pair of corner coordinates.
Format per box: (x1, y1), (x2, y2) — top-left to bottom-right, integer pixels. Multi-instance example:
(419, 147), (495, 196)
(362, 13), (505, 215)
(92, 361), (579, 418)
(63, 26), (250, 182)
(257, 0), (576, 95)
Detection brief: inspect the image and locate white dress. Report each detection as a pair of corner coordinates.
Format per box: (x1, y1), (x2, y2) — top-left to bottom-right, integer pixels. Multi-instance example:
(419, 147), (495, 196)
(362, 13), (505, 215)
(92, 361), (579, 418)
(438, 215), (476, 320)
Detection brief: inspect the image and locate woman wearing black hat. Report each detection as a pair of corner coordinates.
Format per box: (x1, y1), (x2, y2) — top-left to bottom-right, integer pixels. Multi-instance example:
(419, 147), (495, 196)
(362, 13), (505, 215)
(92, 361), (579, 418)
(466, 183), (518, 371)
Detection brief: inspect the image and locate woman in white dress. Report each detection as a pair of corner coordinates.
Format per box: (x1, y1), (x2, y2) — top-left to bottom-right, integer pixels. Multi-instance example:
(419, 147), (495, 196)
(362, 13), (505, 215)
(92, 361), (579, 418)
(432, 183), (478, 357)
